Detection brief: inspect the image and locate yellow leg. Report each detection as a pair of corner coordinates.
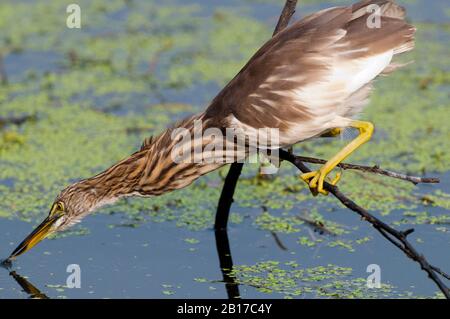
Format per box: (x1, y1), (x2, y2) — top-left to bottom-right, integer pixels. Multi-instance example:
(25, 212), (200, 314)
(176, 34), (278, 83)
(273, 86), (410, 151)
(301, 121), (374, 195)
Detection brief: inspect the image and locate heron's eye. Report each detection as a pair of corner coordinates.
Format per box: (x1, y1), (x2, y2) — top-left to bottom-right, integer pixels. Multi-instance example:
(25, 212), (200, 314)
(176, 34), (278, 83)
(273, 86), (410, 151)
(56, 202), (64, 212)
(50, 201), (65, 217)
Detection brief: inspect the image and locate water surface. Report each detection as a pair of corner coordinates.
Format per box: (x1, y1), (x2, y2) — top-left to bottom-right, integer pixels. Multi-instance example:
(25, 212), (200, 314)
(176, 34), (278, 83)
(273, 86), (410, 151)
(0, 0), (449, 298)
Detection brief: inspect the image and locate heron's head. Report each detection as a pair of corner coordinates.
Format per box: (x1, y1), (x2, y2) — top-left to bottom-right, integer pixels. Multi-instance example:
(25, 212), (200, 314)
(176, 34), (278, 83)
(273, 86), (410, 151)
(8, 181), (109, 260)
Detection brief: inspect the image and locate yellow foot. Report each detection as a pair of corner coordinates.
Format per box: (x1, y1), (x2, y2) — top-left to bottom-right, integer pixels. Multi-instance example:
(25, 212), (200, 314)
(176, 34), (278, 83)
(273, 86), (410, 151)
(299, 120), (374, 196)
(300, 170), (341, 196)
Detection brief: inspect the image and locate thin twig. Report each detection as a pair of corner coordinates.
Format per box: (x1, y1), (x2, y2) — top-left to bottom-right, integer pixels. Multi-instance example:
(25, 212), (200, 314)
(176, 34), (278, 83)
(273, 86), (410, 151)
(431, 266), (450, 281)
(279, 149), (450, 299)
(273, 0), (298, 36)
(295, 214), (336, 236)
(293, 155), (439, 185)
(270, 231), (289, 251)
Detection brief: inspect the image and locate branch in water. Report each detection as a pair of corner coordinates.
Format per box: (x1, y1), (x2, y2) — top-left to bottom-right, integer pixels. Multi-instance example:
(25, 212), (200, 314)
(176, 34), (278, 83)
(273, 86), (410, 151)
(295, 214), (337, 236)
(216, 0), (448, 299)
(279, 149), (450, 299)
(288, 155), (440, 185)
(270, 231), (289, 251)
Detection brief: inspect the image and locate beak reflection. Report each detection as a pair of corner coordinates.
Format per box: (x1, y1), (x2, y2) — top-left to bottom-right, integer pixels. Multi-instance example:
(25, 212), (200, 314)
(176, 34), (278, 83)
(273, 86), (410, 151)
(10, 271), (49, 299)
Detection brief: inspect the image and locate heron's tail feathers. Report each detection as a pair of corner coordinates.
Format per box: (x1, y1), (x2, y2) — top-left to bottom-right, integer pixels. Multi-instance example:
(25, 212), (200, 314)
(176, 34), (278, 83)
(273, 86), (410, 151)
(352, 0), (406, 21)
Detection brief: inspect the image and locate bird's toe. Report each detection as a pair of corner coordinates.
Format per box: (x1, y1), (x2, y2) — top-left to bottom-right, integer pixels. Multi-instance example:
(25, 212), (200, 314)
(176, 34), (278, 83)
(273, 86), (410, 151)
(300, 169), (341, 196)
(300, 171), (323, 196)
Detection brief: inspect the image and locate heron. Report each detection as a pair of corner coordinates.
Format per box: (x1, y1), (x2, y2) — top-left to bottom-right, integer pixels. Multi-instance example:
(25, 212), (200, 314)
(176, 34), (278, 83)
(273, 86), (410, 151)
(7, 0), (415, 260)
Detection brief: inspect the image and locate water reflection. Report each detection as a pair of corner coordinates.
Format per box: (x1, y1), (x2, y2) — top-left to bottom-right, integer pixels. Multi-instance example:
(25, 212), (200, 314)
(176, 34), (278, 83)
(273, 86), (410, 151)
(1, 258), (47, 299)
(9, 271), (49, 299)
(1, 229), (240, 299)
(214, 230), (240, 299)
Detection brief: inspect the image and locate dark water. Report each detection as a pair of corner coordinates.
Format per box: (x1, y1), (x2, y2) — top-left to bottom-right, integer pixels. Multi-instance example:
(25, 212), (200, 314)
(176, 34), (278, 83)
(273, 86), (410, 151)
(0, 172), (448, 298)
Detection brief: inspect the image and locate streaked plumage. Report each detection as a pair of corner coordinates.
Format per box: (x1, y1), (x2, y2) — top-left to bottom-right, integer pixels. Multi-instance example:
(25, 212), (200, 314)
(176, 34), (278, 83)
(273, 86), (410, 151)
(8, 0), (416, 259)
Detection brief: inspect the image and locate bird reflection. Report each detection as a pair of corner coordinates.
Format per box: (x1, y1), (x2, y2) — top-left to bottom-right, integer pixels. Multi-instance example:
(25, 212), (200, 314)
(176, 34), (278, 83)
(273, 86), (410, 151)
(214, 229), (240, 299)
(1, 259), (48, 299)
(5, 231), (240, 299)
(3, 216), (240, 299)
(9, 271), (49, 299)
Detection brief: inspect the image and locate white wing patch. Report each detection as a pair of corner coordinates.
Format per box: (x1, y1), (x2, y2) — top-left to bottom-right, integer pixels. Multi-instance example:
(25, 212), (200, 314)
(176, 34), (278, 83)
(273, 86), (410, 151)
(229, 49), (394, 147)
(344, 50), (393, 93)
(294, 49), (393, 114)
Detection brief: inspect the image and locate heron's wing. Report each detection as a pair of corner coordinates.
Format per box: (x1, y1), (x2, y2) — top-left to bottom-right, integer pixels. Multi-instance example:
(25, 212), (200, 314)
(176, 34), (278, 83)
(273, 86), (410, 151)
(205, 0), (414, 143)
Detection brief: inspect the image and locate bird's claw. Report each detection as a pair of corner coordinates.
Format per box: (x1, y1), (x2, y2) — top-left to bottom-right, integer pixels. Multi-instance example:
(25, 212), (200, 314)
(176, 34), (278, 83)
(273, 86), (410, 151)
(300, 170), (341, 196)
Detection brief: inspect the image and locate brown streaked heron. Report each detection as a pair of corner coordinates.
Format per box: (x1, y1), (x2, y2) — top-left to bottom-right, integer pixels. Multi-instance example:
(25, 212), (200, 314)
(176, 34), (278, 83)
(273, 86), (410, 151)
(7, 0), (415, 260)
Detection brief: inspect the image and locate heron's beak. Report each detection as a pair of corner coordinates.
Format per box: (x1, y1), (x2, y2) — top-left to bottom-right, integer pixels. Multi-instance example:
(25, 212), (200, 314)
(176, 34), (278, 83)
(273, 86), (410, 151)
(8, 215), (61, 260)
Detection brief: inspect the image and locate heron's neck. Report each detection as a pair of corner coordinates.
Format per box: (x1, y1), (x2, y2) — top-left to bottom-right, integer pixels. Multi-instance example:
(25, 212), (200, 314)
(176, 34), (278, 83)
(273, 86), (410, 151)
(83, 113), (234, 205)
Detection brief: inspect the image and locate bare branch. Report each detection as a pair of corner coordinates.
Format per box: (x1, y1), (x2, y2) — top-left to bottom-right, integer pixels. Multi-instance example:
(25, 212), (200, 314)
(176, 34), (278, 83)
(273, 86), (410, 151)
(217, 0), (448, 299)
(273, 0), (297, 36)
(293, 155), (439, 185)
(431, 266), (450, 281)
